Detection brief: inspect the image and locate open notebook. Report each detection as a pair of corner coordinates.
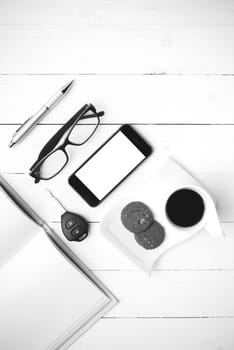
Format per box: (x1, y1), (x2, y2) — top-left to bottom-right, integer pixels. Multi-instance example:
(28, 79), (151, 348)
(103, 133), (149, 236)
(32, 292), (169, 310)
(0, 175), (117, 350)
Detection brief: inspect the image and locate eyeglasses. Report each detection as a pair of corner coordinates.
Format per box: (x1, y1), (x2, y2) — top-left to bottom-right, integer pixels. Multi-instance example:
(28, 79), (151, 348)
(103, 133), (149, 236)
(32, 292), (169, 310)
(29, 103), (103, 183)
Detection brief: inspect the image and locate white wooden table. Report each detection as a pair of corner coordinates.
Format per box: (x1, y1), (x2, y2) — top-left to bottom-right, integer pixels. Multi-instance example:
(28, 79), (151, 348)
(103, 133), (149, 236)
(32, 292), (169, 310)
(1, 1), (234, 349)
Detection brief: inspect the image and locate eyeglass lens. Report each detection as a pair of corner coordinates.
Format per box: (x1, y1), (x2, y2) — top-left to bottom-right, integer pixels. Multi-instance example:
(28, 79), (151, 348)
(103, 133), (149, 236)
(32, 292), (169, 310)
(39, 150), (68, 180)
(37, 113), (99, 179)
(68, 114), (99, 145)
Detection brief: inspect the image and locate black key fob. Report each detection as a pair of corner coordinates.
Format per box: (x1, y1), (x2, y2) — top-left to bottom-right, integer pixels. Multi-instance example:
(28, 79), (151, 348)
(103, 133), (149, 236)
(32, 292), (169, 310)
(61, 212), (89, 242)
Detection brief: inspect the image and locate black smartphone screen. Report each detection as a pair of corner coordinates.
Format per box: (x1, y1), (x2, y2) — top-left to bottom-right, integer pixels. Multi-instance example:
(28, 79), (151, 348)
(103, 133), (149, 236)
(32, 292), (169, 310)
(69, 125), (152, 206)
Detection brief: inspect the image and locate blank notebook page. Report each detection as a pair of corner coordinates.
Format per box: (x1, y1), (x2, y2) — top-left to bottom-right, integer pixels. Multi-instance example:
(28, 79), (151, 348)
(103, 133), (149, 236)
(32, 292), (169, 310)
(0, 206), (108, 350)
(0, 187), (38, 267)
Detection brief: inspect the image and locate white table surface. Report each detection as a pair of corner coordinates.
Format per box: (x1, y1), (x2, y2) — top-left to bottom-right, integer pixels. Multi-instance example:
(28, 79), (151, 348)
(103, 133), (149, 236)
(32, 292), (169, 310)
(1, 1), (234, 349)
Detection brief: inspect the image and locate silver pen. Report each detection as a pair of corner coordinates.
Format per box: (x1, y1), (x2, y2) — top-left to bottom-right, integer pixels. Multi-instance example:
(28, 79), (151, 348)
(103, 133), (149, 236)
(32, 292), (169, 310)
(9, 80), (75, 148)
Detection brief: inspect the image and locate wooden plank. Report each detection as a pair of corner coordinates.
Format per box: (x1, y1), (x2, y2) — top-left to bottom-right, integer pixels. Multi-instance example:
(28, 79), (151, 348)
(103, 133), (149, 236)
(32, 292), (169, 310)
(1, 124), (234, 221)
(89, 270), (234, 317)
(48, 222), (234, 271)
(0, 25), (234, 74)
(1, 124), (234, 174)
(1, 75), (234, 125)
(1, 0), (234, 25)
(69, 318), (234, 350)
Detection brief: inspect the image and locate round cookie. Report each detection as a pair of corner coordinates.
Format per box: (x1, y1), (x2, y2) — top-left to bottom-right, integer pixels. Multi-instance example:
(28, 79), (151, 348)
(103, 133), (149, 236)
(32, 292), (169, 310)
(121, 201), (154, 233)
(134, 221), (165, 250)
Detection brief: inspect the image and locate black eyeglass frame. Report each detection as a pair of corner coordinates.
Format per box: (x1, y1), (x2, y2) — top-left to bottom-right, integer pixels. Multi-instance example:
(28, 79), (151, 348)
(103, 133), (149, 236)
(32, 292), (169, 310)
(29, 103), (103, 183)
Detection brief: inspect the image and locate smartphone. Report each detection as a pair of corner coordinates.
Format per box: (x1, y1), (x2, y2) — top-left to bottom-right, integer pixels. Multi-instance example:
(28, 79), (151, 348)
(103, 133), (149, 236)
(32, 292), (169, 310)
(68, 125), (152, 206)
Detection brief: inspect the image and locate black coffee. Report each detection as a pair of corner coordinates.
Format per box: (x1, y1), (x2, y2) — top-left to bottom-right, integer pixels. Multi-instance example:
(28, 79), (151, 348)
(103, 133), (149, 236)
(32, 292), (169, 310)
(165, 188), (205, 228)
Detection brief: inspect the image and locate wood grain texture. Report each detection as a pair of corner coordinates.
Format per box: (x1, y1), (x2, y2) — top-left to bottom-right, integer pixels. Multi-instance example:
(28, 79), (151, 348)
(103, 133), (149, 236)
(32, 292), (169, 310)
(70, 318), (234, 350)
(1, 0), (234, 348)
(1, 0), (234, 25)
(0, 75), (234, 124)
(0, 24), (234, 74)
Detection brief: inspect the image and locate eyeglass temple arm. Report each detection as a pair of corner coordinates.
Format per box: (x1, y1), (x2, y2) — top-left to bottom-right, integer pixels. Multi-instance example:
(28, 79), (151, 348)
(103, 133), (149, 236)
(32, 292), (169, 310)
(80, 110), (104, 120)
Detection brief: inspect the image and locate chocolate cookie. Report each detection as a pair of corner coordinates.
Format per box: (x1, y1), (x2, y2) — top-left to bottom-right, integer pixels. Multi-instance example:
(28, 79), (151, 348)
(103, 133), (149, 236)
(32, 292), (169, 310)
(121, 201), (154, 233)
(134, 221), (165, 250)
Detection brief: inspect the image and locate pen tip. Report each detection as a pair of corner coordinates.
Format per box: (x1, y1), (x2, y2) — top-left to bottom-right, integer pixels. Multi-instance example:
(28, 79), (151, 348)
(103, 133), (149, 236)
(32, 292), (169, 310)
(8, 141), (15, 148)
(61, 79), (75, 94)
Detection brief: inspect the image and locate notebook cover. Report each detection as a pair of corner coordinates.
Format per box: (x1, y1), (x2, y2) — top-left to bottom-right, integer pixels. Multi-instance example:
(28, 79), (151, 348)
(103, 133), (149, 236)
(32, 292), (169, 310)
(0, 175), (117, 350)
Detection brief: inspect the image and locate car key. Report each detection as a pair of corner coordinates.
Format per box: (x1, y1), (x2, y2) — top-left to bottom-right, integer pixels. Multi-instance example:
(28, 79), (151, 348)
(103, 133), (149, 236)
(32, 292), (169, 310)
(48, 190), (89, 242)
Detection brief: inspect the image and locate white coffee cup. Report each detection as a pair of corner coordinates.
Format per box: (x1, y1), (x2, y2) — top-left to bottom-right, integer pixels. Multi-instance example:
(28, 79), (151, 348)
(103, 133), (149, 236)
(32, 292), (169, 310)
(163, 185), (223, 237)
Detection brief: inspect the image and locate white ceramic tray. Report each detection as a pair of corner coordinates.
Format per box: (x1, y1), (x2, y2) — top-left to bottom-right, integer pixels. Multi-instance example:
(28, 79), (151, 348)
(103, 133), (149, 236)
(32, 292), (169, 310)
(101, 156), (223, 275)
